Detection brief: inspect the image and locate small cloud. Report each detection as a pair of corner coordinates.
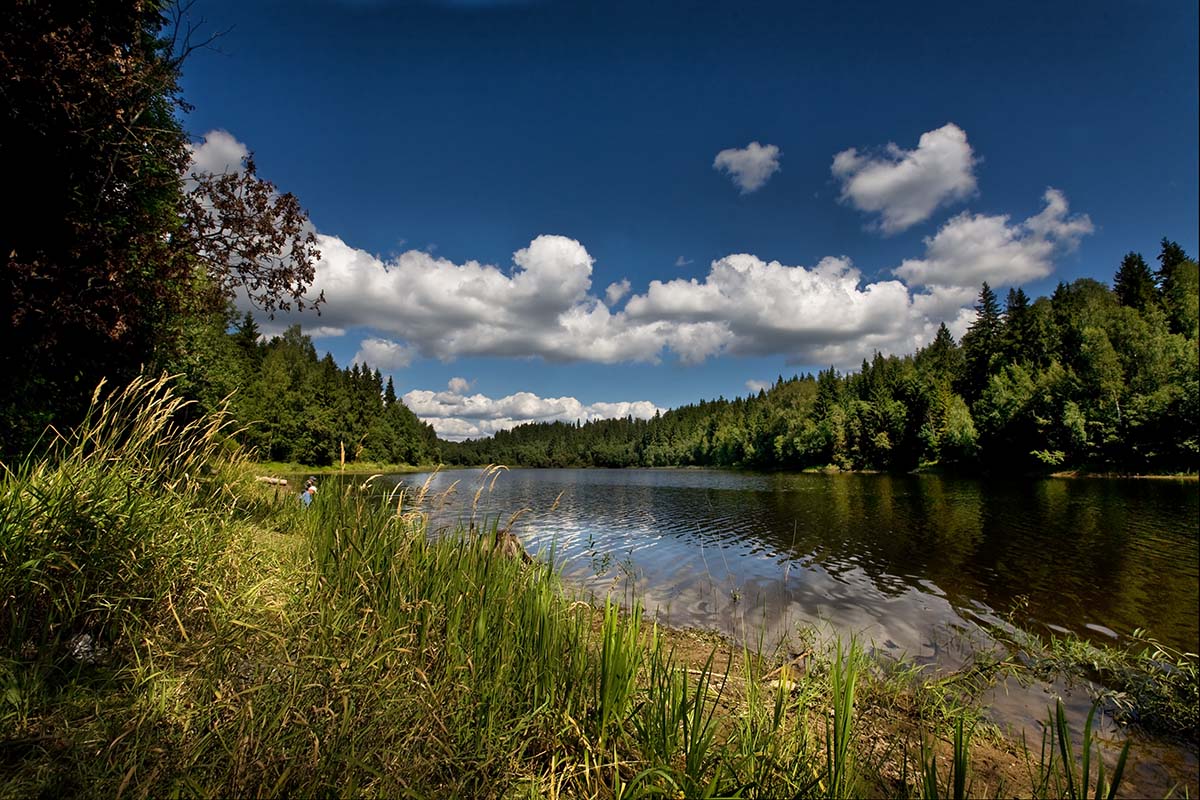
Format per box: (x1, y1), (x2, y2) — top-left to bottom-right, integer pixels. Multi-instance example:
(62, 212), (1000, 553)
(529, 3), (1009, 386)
(674, 256), (693, 267)
(605, 278), (632, 305)
(424, 243), (438, 254)
(402, 384), (664, 441)
(745, 379), (771, 393)
(832, 123), (977, 235)
(305, 325), (347, 339)
(447, 376), (472, 393)
(895, 188), (1093, 289)
(187, 129), (248, 178)
(713, 141), (782, 194)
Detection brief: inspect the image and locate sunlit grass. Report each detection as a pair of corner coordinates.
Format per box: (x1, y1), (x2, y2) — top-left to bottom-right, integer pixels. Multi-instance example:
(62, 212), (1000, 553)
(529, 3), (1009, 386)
(0, 377), (1147, 798)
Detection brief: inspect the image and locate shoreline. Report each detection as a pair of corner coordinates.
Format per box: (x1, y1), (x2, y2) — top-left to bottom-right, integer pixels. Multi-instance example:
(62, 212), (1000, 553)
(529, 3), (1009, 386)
(324, 460), (1199, 481)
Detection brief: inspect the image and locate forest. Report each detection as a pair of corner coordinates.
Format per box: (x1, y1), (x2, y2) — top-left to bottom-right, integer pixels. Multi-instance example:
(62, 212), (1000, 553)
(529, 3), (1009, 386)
(178, 314), (441, 466)
(444, 246), (1199, 474)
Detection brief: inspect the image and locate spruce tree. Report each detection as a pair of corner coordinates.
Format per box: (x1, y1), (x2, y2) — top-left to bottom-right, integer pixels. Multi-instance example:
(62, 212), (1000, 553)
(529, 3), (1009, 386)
(1157, 238), (1189, 286)
(1113, 252), (1157, 312)
(960, 282), (1003, 400)
(1156, 240), (1199, 337)
(1001, 287), (1033, 362)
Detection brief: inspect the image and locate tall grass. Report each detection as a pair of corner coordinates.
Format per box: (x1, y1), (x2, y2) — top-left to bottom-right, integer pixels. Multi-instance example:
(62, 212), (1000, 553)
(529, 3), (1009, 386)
(824, 638), (863, 799)
(0, 378), (1142, 798)
(919, 716), (975, 800)
(1026, 699), (1130, 800)
(0, 375), (246, 658)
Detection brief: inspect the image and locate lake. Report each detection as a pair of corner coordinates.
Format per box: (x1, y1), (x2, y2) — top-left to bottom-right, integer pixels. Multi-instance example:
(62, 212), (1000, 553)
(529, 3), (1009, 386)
(388, 468), (1198, 659)
(377, 466), (1198, 792)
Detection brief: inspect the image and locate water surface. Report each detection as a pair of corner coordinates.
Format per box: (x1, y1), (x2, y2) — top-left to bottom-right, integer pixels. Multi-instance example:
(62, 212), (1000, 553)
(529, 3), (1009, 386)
(381, 467), (1198, 793)
(390, 468), (1197, 657)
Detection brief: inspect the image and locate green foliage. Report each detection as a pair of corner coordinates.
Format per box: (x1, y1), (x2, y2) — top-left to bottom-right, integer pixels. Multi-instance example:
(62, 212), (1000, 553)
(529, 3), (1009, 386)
(1001, 625), (1198, 740)
(211, 321), (439, 467)
(919, 716), (974, 800)
(1113, 252), (1158, 313)
(0, 389), (1144, 798)
(1030, 700), (1129, 800)
(824, 638), (863, 799)
(0, 375), (246, 656)
(961, 283), (1004, 401)
(1, 2), (196, 455)
(446, 261), (1198, 475)
(1, 4), (323, 459)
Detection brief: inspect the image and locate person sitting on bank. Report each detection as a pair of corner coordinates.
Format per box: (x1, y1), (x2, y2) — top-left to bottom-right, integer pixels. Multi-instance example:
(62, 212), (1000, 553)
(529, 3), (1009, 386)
(301, 477), (317, 506)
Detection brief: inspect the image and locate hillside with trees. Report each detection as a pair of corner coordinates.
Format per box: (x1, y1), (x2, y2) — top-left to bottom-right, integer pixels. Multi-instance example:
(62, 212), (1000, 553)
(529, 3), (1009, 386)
(183, 315), (441, 466)
(444, 242), (1199, 474)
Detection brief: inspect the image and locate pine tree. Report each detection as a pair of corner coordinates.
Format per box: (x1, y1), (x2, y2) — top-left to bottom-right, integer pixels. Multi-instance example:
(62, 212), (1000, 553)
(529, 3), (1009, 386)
(1156, 240), (1199, 337)
(922, 322), (962, 382)
(1001, 287), (1033, 362)
(1156, 239), (1189, 287)
(1113, 252), (1157, 312)
(960, 282), (1003, 400)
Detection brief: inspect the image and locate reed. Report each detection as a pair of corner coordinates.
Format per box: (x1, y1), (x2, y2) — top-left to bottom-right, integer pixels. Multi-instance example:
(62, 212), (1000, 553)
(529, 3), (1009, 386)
(823, 637), (863, 799)
(0, 375), (246, 658)
(0, 377), (1142, 798)
(1025, 699), (1130, 800)
(919, 715), (975, 800)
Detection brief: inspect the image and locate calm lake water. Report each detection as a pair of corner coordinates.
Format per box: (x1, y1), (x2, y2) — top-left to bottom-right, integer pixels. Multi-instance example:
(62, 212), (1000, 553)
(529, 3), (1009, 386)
(356, 467), (1200, 793)
(389, 468), (1198, 659)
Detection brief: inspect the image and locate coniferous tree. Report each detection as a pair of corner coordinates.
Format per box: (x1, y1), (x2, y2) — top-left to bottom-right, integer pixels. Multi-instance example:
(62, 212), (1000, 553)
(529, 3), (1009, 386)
(1156, 240), (1199, 337)
(1001, 288), (1033, 363)
(960, 282), (1003, 400)
(1113, 252), (1157, 312)
(1156, 239), (1189, 286)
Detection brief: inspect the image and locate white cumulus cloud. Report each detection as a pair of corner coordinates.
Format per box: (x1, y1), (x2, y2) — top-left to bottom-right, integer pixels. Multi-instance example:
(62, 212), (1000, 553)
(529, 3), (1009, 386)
(214, 127), (1092, 375)
(352, 337), (416, 370)
(745, 379), (771, 393)
(832, 123), (977, 234)
(624, 254), (921, 365)
(187, 129), (249, 177)
(402, 379), (664, 440)
(713, 141), (782, 193)
(895, 188), (1094, 289)
(259, 232), (995, 371)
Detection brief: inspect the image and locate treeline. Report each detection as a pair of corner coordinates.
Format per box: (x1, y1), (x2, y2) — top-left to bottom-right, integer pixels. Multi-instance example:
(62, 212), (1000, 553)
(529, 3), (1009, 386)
(445, 240), (1198, 473)
(179, 315), (440, 467)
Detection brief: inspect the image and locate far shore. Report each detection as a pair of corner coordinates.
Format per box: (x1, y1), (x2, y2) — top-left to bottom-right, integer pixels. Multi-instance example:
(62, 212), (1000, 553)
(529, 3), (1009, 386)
(253, 460), (1199, 482)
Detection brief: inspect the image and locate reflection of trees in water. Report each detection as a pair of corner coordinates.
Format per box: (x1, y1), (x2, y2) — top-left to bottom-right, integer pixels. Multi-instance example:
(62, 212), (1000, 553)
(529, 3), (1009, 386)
(753, 473), (1196, 651)
(391, 469), (1198, 652)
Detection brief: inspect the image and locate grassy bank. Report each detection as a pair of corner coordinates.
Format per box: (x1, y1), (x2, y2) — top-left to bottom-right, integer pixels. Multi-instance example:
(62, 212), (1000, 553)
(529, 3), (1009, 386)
(1, 381), (1175, 798)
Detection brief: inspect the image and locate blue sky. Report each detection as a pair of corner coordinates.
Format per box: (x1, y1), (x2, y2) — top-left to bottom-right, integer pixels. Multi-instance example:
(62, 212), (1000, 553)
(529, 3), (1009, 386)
(181, 0), (1198, 439)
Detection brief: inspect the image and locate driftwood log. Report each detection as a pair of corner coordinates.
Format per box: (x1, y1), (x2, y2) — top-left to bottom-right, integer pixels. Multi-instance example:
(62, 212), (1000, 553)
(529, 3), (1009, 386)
(254, 476), (288, 486)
